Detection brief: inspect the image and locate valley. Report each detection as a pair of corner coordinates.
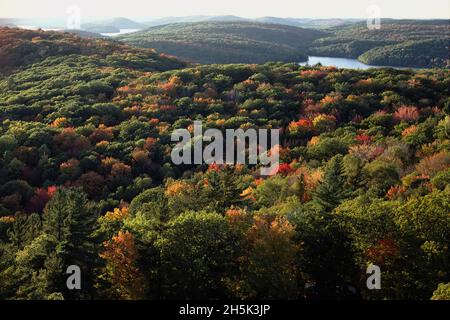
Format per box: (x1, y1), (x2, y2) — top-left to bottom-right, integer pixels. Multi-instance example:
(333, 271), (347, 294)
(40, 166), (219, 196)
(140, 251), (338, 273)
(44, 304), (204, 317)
(3, 17), (448, 68)
(0, 5), (449, 302)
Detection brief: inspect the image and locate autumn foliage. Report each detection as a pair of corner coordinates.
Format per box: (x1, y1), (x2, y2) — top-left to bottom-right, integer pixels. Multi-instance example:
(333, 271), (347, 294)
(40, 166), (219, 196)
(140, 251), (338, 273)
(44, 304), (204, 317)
(100, 231), (145, 299)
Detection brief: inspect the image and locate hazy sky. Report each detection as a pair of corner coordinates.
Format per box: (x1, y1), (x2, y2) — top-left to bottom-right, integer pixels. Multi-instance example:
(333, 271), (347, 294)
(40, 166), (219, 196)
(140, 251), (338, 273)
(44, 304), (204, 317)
(1, 0), (449, 20)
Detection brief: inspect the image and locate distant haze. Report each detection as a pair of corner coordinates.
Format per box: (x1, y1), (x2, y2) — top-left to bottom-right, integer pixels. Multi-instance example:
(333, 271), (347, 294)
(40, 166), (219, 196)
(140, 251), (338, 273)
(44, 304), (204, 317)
(1, 0), (449, 20)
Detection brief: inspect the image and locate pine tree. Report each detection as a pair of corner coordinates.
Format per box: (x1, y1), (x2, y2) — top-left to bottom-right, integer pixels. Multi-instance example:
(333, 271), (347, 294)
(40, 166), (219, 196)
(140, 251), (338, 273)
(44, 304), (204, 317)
(312, 155), (349, 211)
(41, 187), (99, 298)
(204, 166), (243, 213)
(7, 213), (30, 249)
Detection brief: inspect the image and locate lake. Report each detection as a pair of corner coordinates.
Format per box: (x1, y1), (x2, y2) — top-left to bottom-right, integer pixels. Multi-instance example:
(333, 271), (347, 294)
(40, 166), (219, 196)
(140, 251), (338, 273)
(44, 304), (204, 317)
(101, 29), (141, 37)
(299, 56), (410, 70)
(17, 25), (141, 37)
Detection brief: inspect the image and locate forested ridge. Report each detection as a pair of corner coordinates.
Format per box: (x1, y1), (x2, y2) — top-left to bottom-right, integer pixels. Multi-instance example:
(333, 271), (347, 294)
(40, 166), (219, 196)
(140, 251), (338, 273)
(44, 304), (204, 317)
(0, 27), (186, 75)
(118, 21), (326, 64)
(310, 20), (450, 68)
(118, 19), (450, 68)
(0, 28), (449, 300)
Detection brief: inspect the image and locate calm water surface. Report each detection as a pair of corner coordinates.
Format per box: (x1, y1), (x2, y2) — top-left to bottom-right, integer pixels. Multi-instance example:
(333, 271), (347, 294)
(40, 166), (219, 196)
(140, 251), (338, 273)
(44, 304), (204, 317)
(299, 56), (416, 70)
(102, 29), (141, 37)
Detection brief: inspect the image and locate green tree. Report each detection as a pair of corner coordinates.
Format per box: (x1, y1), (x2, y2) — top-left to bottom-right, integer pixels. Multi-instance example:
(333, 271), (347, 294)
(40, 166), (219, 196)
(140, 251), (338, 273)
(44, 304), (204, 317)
(156, 211), (238, 299)
(39, 187), (99, 299)
(431, 283), (450, 300)
(312, 155), (350, 211)
(226, 213), (301, 299)
(290, 204), (359, 299)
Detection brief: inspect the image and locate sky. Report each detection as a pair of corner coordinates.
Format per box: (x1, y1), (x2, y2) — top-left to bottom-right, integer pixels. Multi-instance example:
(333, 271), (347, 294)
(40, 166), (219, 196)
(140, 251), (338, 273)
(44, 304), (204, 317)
(1, 0), (449, 21)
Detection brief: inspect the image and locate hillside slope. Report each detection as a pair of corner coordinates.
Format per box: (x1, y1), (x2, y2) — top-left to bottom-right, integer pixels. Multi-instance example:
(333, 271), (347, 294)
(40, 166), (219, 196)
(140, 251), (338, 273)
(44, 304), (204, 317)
(142, 16), (361, 29)
(118, 21), (326, 64)
(310, 19), (450, 67)
(62, 29), (107, 39)
(0, 28), (449, 301)
(82, 17), (147, 33)
(0, 27), (187, 75)
(359, 39), (449, 68)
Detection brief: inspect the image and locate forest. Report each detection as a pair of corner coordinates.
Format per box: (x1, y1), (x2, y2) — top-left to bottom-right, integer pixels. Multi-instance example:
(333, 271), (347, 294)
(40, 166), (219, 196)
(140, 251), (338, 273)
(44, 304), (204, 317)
(118, 19), (450, 68)
(310, 19), (450, 68)
(118, 21), (325, 64)
(0, 27), (449, 300)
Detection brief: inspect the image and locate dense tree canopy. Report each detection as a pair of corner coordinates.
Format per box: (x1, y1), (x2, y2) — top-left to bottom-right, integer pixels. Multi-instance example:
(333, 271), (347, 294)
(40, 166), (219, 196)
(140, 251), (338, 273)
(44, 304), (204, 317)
(310, 20), (450, 68)
(118, 21), (326, 64)
(0, 28), (449, 300)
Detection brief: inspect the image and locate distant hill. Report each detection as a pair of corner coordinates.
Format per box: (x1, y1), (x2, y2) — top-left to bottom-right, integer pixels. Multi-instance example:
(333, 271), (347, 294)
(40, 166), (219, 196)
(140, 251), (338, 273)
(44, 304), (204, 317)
(143, 15), (250, 27)
(3, 15), (362, 32)
(310, 19), (450, 67)
(142, 15), (361, 29)
(254, 17), (361, 29)
(118, 21), (327, 64)
(327, 19), (450, 42)
(0, 18), (18, 27)
(5, 17), (447, 68)
(84, 25), (121, 34)
(143, 16), (211, 27)
(62, 29), (107, 39)
(205, 15), (249, 22)
(0, 18), (67, 29)
(0, 27), (187, 74)
(82, 17), (147, 33)
(359, 39), (449, 68)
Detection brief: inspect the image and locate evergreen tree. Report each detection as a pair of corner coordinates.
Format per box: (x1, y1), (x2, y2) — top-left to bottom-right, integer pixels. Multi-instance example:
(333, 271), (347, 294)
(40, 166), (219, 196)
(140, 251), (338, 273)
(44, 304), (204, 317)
(289, 204), (359, 299)
(7, 213), (31, 249)
(203, 166), (244, 213)
(312, 155), (349, 211)
(41, 187), (99, 299)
